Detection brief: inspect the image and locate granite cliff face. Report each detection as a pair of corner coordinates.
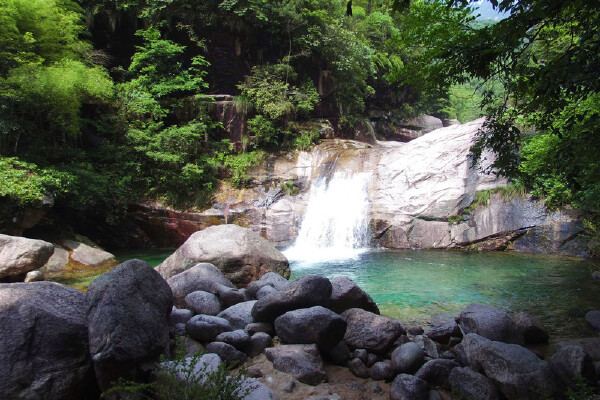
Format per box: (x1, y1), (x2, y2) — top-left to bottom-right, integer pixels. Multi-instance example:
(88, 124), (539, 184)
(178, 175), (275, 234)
(130, 119), (588, 257)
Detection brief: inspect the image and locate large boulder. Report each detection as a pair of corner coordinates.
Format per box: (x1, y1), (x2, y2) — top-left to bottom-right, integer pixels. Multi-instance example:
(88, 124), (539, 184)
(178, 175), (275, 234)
(460, 333), (556, 399)
(513, 312), (549, 344)
(341, 308), (405, 353)
(185, 290), (222, 316)
(251, 275), (332, 322)
(0, 282), (94, 400)
(329, 276), (379, 314)
(264, 344), (327, 385)
(167, 263), (234, 308)
(449, 367), (500, 400)
(390, 374), (428, 400)
(457, 303), (522, 344)
(218, 300), (257, 330)
(391, 342), (425, 374)
(0, 234), (53, 279)
(186, 315), (233, 342)
(274, 306), (347, 350)
(86, 259), (173, 391)
(549, 345), (595, 389)
(156, 225), (290, 286)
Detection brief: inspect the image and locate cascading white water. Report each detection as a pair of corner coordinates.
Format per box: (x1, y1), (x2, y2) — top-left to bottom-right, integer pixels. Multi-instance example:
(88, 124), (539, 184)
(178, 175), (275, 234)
(284, 170), (371, 262)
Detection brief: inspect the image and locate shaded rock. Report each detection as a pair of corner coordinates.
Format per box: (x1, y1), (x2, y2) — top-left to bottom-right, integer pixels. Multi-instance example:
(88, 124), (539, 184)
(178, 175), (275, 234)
(414, 335), (439, 359)
(256, 285), (277, 299)
(392, 342), (425, 374)
(218, 300), (257, 330)
(366, 352), (379, 367)
(425, 321), (462, 345)
(513, 312), (549, 344)
(322, 341), (351, 366)
(449, 367), (500, 400)
(206, 342), (247, 366)
(215, 284), (251, 307)
(186, 315), (232, 342)
(368, 382), (384, 394)
(549, 345), (595, 389)
(460, 333), (556, 399)
(348, 358), (370, 378)
(86, 259), (172, 391)
(390, 374), (428, 400)
(415, 359), (460, 389)
(0, 282), (93, 400)
(170, 308), (194, 326)
(585, 310), (600, 334)
(353, 349), (369, 364)
(245, 322), (274, 336)
(252, 275), (332, 322)
(370, 361), (395, 381)
(592, 271), (600, 281)
(246, 367), (263, 378)
(274, 306), (346, 350)
(341, 308), (405, 353)
(173, 323), (186, 337)
(457, 303), (522, 344)
(24, 269), (44, 282)
(427, 390), (444, 400)
(264, 344), (327, 385)
(167, 263), (234, 308)
(247, 332), (272, 357)
(215, 329), (251, 352)
(185, 290), (222, 316)
(329, 276), (379, 314)
(156, 225), (290, 287)
(60, 239), (118, 271)
(247, 271), (290, 297)
(408, 326), (424, 335)
(0, 234), (53, 278)
(282, 380), (295, 393)
(557, 338), (600, 361)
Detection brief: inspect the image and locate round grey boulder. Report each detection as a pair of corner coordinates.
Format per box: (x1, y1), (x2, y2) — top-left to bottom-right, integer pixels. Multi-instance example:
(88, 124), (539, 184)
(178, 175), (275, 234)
(329, 276), (379, 314)
(166, 263), (234, 308)
(392, 342), (425, 374)
(247, 332), (273, 357)
(457, 303), (522, 344)
(549, 345), (595, 389)
(341, 308), (405, 354)
(185, 290), (222, 316)
(449, 367), (500, 400)
(186, 314), (232, 342)
(370, 361), (395, 381)
(264, 344), (326, 385)
(348, 357), (370, 378)
(218, 300), (257, 330)
(170, 308), (194, 326)
(275, 306), (347, 350)
(206, 342), (247, 366)
(390, 374), (428, 400)
(247, 271), (290, 297)
(215, 329), (251, 352)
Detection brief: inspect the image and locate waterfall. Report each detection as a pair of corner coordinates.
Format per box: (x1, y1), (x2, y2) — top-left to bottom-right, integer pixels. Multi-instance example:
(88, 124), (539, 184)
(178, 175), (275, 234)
(284, 170), (371, 262)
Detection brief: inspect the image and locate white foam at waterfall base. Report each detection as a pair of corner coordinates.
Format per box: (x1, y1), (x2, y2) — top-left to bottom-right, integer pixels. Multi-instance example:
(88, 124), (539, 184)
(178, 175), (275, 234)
(284, 170), (371, 263)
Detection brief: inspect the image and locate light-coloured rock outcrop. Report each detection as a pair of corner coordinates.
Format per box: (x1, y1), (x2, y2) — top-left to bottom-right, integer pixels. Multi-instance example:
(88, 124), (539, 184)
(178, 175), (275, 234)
(0, 234), (53, 279)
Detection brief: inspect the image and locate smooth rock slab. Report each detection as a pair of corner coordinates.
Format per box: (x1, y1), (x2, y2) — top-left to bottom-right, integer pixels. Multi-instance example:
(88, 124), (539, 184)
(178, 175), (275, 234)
(167, 263), (234, 308)
(449, 367), (500, 400)
(218, 300), (257, 330)
(457, 303), (522, 344)
(186, 315), (232, 342)
(0, 282), (93, 400)
(390, 374), (428, 400)
(264, 344), (327, 385)
(274, 306), (346, 350)
(156, 224), (290, 287)
(342, 308), (405, 353)
(252, 275), (332, 322)
(461, 333), (556, 399)
(86, 259), (172, 391)
(0, 234), (53, 278)
(329, 276), (379, 314)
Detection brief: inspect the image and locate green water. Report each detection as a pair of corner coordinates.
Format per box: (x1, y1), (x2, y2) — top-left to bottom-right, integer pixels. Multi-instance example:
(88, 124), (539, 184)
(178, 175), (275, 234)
(290, 250), (600, 342)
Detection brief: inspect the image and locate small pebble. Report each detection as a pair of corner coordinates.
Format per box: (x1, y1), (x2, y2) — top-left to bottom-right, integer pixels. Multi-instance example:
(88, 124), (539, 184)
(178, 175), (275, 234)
(282, 379), (295, 393)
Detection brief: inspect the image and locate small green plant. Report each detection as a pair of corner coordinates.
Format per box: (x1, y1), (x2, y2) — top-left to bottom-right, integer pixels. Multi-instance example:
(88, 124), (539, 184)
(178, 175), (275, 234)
(280, 179), (299, 196)
(565, 377), (596, 400)
(223, 151), (263, 188)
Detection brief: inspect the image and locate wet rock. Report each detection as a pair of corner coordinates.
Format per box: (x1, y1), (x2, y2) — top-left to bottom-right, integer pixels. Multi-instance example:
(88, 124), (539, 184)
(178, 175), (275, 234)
(0, 234), (53, 279)
(513, 312), (549, 344)
(170, 308), (194, 326)
(322, 341), (351, 366)
(275, 306), (346, 350)
(460, 333), (556, 399)
(185, 290), (222, 316)
(390, 374), (428, 400)
(87, 259), (172, 391)
(549, 345), (595, 389)
(218, 300), (257, 330)
(341, 308), (405, 353)
(585, 310), (600, 334)
(247, 332), (272, 357)
(425, 320), (462, 345)
(206, 342), (247, 366)
(247, 271), (290, 297)
(392, 342), (425, 374)
(370, 361), (395, 381)
(156, 225), (290, 287)
(186, 315), (232, 342)
(415, 359), (460, 389)
(348, 358), (370, 378)
(264, 344), (327, 385)
(449, 367), (500, 400)
(457, 303), (522, 344)
(252, 275), (332, 322)
(215, 329), (250, 352)
(245, 322), (274, 336)
(329, 276), (379, 314)
(0, 282), (93, 400)
(167, 263), (234, 308)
